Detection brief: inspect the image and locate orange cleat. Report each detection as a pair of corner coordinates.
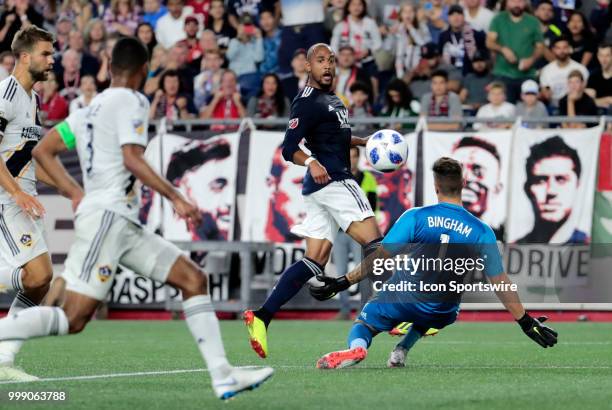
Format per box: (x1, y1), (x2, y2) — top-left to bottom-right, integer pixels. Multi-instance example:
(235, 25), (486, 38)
(316, 347), (367, 369)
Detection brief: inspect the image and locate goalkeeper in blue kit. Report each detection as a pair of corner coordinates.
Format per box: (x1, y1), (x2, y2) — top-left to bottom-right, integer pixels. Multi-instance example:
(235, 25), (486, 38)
(309, 157), (558, 369)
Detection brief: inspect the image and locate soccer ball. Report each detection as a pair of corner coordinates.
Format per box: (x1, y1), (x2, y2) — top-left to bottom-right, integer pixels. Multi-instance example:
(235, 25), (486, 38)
(365, 129), (408, 173)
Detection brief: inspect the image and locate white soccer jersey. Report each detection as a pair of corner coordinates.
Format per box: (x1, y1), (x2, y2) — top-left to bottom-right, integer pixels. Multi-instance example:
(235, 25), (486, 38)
(0, 75), (43, 204)
(61, 88), (149, 223)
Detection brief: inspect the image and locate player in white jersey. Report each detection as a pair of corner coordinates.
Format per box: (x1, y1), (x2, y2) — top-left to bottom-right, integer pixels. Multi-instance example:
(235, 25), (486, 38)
(0, 37), (273, 400)
(0, 26), (72, 382)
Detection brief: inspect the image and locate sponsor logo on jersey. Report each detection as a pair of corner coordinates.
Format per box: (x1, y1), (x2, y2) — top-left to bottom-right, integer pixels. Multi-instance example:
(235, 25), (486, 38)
(288, 118), (299, 129)
(19, 233), (32, 247)
(20, 126), (42, 141)
(132, 119), (145, 135)
(335, 109), (350, 129)
(98, 265), (113, 282)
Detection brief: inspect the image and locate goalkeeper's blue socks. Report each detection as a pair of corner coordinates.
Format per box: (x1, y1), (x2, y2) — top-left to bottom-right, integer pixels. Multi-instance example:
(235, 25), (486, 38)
(257, 258), (324, 327)
(348, 322), (374, 350)
(397, 325), (425, 351)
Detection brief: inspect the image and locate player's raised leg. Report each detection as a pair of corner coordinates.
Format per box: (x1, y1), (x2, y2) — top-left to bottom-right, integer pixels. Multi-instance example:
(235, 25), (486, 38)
(245, 237), (332, 358)
(166, 255), (273, 399)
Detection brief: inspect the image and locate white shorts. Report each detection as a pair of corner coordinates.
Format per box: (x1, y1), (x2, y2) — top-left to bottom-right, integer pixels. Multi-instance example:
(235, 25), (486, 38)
(0, 202), (47, 267)
(291, 179), (375, 243)
(63, 209), (183, 301)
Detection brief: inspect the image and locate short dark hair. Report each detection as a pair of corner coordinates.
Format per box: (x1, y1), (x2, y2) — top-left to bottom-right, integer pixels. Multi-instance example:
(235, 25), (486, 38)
(431, 69), (448, 81)
(349, 81), (371, 95)
(525, 136), (581, 184)
(536, 0), (553, 8)
(598, 42), (611, 51)
(433, 157), (463, 197)
(159, 69), (181, 93)
(343, 0), (367, 19)
(110, 36), (149, 75)
(453, 137), (501, 163)
(551, 36), (570, 48)
(567, 69), (584, 82)
(11, 26), (54, 57)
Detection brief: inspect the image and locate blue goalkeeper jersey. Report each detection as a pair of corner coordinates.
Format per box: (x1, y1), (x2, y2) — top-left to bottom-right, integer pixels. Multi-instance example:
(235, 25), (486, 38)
(380, 202), (504, 316)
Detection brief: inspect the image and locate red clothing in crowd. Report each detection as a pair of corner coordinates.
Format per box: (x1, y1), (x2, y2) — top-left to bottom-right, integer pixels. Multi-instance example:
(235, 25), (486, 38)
(210, 97), (240, 131)
(41, 92), (69, 121)
(187, 0), (211, 25)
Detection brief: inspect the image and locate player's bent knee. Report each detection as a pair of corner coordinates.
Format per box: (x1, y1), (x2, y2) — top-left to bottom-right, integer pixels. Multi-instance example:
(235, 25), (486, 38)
(64, 309), (90, 334)
(168, 256), (208, 298)
(21, 269), (53, 291)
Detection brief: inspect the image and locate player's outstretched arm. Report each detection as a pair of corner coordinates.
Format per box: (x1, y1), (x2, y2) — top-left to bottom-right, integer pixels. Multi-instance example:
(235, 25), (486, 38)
(32, 128), (84, 212)
(489, 273), (558, 348)
(121, 144), (201, 225)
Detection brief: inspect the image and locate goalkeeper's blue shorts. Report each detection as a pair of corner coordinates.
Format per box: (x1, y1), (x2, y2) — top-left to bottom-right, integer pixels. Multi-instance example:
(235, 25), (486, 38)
(357, 300), (458, 332)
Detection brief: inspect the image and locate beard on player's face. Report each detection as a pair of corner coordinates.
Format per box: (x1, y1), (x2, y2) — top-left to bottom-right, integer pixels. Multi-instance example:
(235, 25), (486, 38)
(29, 66), (50, 82)
(310, 71), (334, 91)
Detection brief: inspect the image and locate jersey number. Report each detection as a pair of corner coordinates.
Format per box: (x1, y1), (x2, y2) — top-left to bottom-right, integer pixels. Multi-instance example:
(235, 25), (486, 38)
(85, 123), (94, 177)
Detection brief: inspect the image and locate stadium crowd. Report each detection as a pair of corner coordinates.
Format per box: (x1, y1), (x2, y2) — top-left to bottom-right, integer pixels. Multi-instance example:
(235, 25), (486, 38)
(0, 0), (609, 130)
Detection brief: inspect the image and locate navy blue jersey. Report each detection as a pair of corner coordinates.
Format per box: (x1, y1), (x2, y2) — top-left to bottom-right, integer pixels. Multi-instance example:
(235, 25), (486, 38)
(381, 202), (503, 316)
(281, 86), (353, 195)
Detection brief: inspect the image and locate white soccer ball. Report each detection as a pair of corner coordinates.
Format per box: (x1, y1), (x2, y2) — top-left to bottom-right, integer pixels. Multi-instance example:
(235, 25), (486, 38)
(365, 129), (409, 173)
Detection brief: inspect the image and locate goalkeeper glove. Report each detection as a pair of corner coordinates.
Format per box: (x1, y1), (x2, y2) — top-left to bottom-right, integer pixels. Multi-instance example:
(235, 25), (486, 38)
(517, 313), (558, 348)
(309, 275), (350, 301)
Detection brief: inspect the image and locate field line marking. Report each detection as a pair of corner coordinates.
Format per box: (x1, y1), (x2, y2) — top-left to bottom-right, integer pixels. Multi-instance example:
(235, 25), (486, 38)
(1, 364), (611, 385)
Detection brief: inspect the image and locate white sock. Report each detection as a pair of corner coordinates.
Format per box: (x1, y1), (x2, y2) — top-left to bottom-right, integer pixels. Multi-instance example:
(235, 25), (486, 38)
(0, 292), (38, 365)
(349, 338), (368, 350)
(0, 306), (68, 343)
(183, 295), (231, 381)
(0, 267), (24, 292)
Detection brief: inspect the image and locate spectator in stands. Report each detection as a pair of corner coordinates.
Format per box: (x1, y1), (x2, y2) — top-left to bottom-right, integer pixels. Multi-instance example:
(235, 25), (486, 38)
(394, 2), (431, 80)
(259, 9), (281, 75)
(103, 0), (140, 36)
(280, 48), (308, 101)
(460, 50), (494, 110)
(95, 33), (121, 89)
(381, 78), (416, 130)
(565, 11), (596, 69)
(474, 81), (515, 130)
(200, 69), (246, 132)
(589, 0), (611, 44)
(188, 0), (212, 25)
(0, 50), (15, 75)
(142, 0), (167, 29)
(144, 44), (167, 95)
(84, 19), (107, 62)
(40, 71), (69, 121)
(180, 16), (204, 64)
(226, 15), (263, 101)
(331, 0), (382, 89)
(60, 0), (92, 32)
(69, 74), (97, 113)
(57, 49), (83, 103)
(205, 0), (236, 51)
(54, 15), (73, 52)
(277, 0), (327, 74)
(486, 0), (544, 103)
(586, 43), (612, 112)
(405, 42), (462, 97)
(61, 29), (100, 77)
(420, 69), (462, 131)
(324, 0), (348, 36)
(515, 79), (549, 128)
(156, 0), (195, 49)
(540, 37), (589, 108)
(0, 0), (44, 52)
(462, 0), (494, 32)
(193, 48), (224, 110)
(150, 69), (195, 120)
(422, 0), (448, 44)
(335, 45), (372, 105)
(439, 5), (487, 76)
(136, 22), (158, 58)
(368, 0), (400, 33)
(560, 70), (599, 128)
(348, 81), (373, 133)
(534, 0), (560, 65)
(164, 42), (198, 96)
(227, 0), (278, 29)
(247, 73), (290, 125)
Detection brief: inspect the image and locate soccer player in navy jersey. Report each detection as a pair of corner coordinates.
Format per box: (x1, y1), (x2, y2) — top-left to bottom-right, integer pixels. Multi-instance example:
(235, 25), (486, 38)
(244, 43), (384, 359)
(310, 157), (558, 369)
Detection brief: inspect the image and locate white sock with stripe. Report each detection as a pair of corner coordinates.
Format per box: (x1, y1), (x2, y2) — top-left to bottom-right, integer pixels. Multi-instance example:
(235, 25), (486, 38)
(0, 292), (39, 365)
(183, 295), (231, 381)
(0, 306), (68, 346)
(0, 266), (24, 293)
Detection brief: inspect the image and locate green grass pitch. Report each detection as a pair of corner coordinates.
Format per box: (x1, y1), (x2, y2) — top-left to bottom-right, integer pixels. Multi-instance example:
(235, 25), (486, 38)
(1, 320), (611, 409)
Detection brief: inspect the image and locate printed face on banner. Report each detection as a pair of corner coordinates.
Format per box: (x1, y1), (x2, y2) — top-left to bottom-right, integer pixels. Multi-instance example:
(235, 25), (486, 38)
(512, 133), (592, 244)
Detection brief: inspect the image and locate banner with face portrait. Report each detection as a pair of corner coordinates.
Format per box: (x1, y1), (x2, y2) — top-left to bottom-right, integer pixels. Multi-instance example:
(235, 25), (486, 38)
(359, 131), (419, 234)
(141, 132), (240, 242)
(506, 127), (601, 244)
(423, 130), (513, 240)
